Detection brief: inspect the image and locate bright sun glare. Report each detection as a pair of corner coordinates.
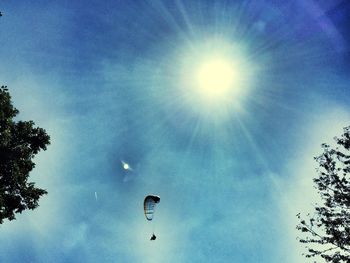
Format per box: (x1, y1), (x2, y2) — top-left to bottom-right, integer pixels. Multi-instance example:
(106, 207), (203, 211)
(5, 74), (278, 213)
(176, 38), (257, 120)
(196, 58), (236, 98)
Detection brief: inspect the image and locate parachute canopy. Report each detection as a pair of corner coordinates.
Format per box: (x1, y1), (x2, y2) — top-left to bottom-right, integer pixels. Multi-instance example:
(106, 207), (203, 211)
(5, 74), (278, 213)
(144, 195), (160, 221)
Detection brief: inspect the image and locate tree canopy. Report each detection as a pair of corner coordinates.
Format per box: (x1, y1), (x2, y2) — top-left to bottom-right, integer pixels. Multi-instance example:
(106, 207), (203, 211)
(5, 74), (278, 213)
(297, 126), (350, 262)
(0, 86), (50, 224)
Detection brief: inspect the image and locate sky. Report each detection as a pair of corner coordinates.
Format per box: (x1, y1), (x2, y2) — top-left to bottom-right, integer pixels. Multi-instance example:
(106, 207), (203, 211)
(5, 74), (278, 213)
(0, 0), (349, 262)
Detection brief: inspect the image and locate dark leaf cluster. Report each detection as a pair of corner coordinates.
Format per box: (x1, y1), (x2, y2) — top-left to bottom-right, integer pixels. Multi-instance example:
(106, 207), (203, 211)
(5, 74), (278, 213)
(297, 126), (350, 262)
(0, 86), (50, 224)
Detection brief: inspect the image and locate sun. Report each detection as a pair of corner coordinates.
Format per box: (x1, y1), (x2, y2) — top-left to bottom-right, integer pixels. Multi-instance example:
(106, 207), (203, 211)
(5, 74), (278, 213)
(172, 38), (258, 121)
(195, 58), (237, 99)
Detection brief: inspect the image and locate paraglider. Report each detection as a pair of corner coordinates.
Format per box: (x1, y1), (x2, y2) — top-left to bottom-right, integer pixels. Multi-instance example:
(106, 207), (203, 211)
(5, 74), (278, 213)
(144, 195), (160, 241)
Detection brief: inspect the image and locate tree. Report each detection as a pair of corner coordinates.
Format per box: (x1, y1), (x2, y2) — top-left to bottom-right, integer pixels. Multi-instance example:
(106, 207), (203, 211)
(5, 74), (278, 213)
(0, 86), (50, 224)
(297, 126), (350, 262)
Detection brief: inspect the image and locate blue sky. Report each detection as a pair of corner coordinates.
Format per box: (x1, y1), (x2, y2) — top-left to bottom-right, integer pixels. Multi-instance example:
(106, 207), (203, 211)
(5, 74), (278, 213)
(0, 1), (349, 262)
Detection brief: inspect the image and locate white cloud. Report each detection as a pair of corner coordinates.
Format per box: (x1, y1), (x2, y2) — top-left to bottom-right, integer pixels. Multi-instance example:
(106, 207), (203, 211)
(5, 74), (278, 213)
(63, 222), (88, 249)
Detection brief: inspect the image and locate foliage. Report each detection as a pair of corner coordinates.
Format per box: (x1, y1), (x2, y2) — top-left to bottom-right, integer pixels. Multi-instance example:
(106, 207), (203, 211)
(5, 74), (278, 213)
(297, 126), (350, 262)
(0, 86), (50, 224)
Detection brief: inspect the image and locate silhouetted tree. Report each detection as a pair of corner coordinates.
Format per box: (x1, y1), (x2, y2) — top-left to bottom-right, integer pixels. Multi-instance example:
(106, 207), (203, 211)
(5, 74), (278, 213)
(0, 86), (50, 224)
(297, 126), (350, 262)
